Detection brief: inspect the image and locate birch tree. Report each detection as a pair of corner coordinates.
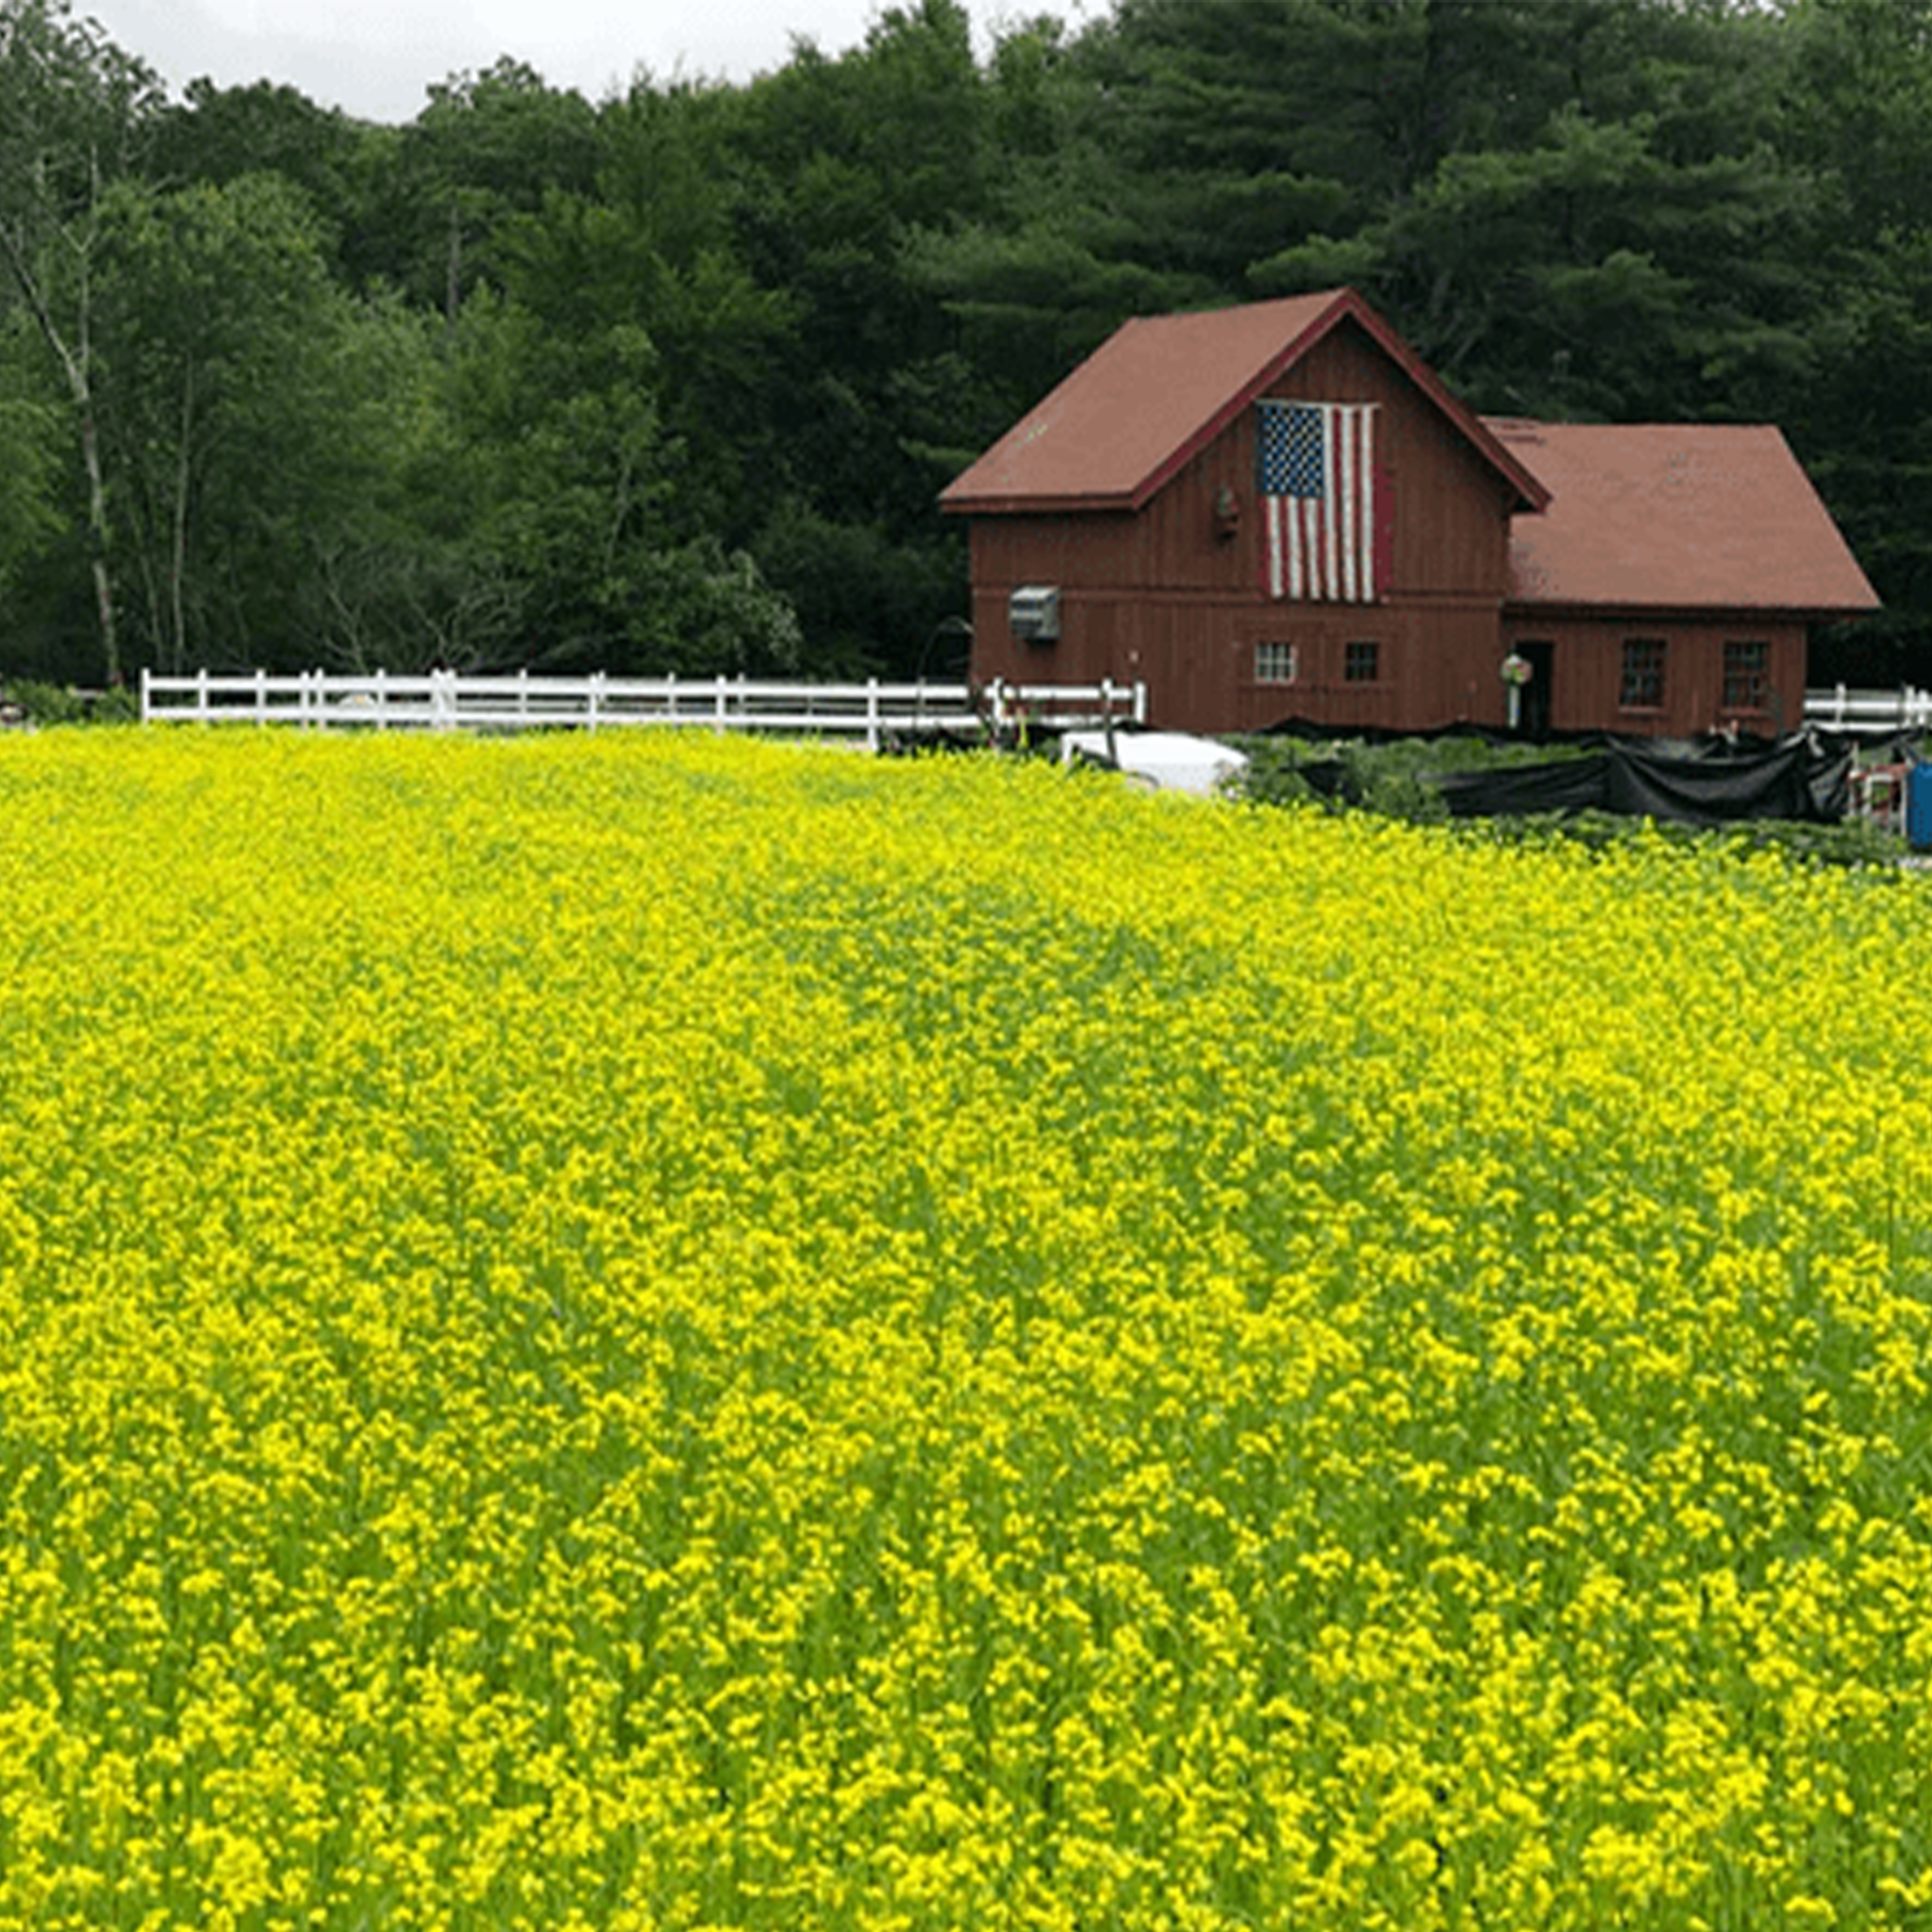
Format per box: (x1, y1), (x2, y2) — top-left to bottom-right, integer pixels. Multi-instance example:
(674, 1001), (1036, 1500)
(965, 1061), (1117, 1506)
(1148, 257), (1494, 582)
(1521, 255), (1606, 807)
(0, 0), (158, 684)
(92, 173), (364, 673)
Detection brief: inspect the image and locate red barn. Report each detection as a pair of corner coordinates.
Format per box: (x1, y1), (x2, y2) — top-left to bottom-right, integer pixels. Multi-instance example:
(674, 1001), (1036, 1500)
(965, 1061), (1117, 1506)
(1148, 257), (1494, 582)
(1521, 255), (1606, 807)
(940, 288), (1878, 738)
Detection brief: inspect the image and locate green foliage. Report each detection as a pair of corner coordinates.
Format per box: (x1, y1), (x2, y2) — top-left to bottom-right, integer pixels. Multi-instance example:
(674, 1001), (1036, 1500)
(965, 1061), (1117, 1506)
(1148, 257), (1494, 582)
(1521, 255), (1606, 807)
(354, 58), (601, 313)
(92, 172), (374, 671)
(0, 0), (160, 212)
(148, 79), (373, 273)
(1235, 731), (1912, 872)
(564, 534), (803, 678)
(436, 298), (802, 677)
(0, 315), (65, 595)
(0, 675), (135, 722)
(1237, 731), (1591, 820)
(1471, 805), (1910, 874)
(1262, 99), (1823, 420)
(0, 676), (85, 723)
(753, 497), (962, 677)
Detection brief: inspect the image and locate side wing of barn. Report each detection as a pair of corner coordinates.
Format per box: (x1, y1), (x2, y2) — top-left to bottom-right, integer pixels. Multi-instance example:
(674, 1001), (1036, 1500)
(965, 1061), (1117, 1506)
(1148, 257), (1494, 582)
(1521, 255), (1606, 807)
(1492, 421), (1880, 737)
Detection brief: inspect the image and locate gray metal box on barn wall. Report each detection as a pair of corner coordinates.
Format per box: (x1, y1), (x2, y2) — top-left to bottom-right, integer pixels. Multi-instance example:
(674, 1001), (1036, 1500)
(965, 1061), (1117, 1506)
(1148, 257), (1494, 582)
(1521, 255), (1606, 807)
(1008, 585), (1060, 642)
(1909, 762), (1932, 852)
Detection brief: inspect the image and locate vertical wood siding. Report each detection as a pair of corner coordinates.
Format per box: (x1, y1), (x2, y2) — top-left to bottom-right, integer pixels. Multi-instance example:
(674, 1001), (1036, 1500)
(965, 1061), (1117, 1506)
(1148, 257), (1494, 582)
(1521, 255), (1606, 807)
(1500, 616), (1808, 738)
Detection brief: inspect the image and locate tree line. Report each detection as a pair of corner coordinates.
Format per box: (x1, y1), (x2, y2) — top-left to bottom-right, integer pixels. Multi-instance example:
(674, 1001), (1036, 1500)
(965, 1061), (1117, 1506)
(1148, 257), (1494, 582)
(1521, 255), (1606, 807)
(2, 0), (1929, 691)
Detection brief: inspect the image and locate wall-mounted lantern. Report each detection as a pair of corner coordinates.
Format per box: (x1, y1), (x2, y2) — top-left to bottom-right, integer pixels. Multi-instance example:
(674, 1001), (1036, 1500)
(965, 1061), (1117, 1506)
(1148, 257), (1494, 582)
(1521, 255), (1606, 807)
(1213, 484), (1241, 541)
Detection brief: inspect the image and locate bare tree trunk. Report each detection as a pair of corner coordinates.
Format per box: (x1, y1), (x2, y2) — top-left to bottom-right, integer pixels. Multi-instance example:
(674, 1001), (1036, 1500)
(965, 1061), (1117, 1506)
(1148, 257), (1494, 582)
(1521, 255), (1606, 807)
(170, 361), (193, 674)
(79, 396), (120, 686)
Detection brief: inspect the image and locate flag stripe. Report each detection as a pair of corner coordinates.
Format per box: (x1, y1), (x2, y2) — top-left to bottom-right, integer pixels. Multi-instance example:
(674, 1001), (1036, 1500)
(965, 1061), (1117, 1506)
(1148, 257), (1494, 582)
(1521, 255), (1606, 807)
(1360, 406), (1375, 603)
(1334, 408), (1348, 601)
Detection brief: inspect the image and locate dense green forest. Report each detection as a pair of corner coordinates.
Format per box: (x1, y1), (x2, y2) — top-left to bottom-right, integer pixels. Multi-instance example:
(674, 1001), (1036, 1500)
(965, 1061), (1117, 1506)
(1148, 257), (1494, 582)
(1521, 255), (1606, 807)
(2, 0), (1929, 690)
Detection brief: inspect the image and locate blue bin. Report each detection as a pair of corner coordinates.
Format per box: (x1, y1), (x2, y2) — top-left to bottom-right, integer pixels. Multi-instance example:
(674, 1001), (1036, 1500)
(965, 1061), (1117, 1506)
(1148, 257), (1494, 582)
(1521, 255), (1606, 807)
(1909, 762), (1932, 852)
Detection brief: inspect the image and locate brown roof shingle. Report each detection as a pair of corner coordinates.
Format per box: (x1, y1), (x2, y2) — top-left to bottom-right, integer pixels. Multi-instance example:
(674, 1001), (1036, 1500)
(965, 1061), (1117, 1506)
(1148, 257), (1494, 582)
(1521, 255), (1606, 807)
(1491, 419), (1878, 615)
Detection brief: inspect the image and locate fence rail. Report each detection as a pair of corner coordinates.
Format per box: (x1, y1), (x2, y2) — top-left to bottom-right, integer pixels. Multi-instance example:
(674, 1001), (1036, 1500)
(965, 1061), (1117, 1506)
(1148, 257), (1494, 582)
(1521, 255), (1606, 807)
(1804, 685), (1932, 734)
(140, 669), (1148, 747)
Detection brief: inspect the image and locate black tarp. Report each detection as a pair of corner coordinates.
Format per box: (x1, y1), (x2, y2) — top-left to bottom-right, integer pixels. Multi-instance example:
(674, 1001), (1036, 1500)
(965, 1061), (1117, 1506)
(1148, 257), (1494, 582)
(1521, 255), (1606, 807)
(1434, 733), (1853, 826)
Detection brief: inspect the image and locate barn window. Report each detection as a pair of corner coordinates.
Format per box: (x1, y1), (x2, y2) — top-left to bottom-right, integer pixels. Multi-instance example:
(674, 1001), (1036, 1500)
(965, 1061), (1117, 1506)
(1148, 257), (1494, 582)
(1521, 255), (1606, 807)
(1255, 641), (1297, 684)
(1620, 638), (1666, 710)
(1344, 640), (1380, 683)
(1724, 640), (1769, 712)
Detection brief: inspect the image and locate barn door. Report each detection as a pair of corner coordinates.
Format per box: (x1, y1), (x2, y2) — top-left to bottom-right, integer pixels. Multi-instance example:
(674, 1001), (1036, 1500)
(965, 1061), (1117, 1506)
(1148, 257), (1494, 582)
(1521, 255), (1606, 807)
(1518, 639), (1554, 733)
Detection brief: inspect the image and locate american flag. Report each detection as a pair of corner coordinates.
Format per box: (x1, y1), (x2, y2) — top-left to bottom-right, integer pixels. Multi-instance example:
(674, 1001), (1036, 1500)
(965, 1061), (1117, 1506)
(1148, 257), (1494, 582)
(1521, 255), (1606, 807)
(1257, 401), (1378, 603)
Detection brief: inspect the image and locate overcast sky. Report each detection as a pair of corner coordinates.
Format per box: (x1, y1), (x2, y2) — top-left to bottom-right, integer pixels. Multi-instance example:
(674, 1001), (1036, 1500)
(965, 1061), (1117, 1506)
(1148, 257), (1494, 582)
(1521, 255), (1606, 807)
(81, 0), (1008, 125)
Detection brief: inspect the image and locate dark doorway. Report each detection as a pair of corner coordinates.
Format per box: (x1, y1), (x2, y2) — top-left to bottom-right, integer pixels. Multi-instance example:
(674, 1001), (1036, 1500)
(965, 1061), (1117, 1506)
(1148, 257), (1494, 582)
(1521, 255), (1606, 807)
(1517, 639), (1554, 733)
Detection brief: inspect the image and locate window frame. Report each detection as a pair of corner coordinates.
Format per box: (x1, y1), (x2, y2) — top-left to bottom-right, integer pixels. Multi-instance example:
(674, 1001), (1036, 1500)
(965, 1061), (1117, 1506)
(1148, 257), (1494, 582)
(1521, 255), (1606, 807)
(1343, 639), (1380, 684)
(1722, 639), (1770, 715)
(1254, 641), (1298, 686)
(1619, 637), (1667, 711)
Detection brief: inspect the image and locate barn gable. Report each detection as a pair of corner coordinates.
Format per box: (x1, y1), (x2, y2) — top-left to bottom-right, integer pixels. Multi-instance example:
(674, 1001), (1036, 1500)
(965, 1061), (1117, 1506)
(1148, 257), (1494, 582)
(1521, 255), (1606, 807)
(941, 288), (1546, 520)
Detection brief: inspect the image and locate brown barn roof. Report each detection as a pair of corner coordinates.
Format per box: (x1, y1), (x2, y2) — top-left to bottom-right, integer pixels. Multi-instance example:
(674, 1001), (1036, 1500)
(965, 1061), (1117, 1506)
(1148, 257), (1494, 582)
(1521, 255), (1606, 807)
(1491, 419), (1879, 615)
(941, 288), (1549, 517)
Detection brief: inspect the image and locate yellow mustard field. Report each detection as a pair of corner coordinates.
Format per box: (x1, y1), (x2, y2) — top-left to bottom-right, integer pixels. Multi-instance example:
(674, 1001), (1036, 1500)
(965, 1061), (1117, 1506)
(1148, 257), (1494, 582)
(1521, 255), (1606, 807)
(3, 726), (1932, 1932)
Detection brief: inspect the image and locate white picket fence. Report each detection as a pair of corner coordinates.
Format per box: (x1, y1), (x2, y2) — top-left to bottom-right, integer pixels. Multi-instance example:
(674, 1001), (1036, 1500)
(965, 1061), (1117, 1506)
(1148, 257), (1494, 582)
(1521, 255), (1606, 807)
(1804, 685), (1932, 734)
(140, 669), (1147, 748)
